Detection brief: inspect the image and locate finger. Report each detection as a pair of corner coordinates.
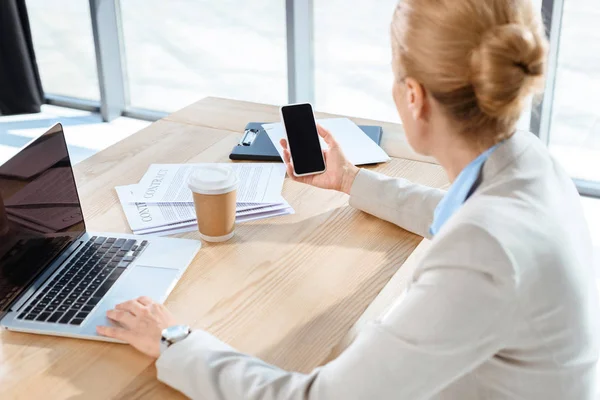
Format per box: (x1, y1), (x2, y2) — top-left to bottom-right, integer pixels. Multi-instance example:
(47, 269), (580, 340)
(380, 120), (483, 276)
(107, 309), (136, 327)
(116, 299), (144, 316)
(281, 149), (298, 180)
(285, 162), (296, 180)
(317, 125), (338, 148)
(280, 138), (288, 150)
(97, 325), (134, 343)
(282, 148), (292, 165)
(137, 296), (153, 306)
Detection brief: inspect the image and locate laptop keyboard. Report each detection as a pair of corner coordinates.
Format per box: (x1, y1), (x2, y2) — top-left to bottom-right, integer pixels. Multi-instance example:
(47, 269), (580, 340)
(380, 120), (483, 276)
(17, 236), (148, 325)
(0, 236), (71, 311)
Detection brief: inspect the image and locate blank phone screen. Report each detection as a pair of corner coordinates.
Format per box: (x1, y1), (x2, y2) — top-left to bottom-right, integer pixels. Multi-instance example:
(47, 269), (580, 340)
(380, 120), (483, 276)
(282, 104), (326, 175)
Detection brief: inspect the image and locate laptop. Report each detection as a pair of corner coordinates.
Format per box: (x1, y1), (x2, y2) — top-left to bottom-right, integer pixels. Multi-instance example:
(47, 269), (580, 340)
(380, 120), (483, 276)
(0, 123), (201, 341)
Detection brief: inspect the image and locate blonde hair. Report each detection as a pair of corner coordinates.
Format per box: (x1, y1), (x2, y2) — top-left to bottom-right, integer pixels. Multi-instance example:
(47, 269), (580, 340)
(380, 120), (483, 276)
(391, 0), (548, 144)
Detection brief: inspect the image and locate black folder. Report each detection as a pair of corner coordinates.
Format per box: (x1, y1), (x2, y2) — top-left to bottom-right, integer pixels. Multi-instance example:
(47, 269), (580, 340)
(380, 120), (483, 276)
(230, 122), (383, 162)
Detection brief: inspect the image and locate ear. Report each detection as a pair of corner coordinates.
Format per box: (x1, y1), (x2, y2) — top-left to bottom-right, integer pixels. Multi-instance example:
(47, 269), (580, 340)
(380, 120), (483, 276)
(404, 77), (427, 121)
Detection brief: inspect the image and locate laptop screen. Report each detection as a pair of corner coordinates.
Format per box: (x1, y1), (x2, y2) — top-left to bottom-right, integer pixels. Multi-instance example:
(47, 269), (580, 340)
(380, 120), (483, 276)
(0, 124), (85, 315)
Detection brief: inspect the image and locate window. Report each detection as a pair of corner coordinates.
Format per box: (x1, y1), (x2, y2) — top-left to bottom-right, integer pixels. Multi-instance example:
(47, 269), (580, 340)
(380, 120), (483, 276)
(120, 0), (287, 112)
(547, 0), (600, 183)
(26, 0), (100, 100)
(314, 0), (400, 123)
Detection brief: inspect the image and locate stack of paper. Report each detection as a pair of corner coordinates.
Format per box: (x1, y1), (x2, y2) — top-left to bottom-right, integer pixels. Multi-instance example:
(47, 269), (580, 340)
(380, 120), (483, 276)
(262, 118), (390, 166)
(117, 163), (293, 236)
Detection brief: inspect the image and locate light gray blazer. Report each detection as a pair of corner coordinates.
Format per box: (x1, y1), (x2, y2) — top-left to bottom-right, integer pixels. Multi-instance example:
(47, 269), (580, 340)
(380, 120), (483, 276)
(156, 131), (599, 399)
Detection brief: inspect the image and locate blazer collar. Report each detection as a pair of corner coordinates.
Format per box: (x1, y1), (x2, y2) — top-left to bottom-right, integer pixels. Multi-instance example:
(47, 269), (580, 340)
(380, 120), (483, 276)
(480, 130), (536, 182)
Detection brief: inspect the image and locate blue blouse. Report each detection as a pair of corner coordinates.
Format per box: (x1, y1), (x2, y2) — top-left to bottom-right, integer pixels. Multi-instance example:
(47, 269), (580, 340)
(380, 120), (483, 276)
(429, 144), (499, 236)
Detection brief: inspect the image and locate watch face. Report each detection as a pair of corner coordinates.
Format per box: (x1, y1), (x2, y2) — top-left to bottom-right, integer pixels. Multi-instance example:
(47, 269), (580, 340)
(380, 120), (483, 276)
(164, 325), (190, 341)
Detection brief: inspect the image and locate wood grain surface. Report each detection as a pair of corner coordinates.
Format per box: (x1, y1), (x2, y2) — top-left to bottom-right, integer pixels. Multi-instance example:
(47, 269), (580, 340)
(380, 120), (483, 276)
(0, 98), (448, 399)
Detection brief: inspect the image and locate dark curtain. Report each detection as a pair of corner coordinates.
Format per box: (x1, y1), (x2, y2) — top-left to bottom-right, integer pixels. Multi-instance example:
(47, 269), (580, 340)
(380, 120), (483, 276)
(0, 0), (44, 115)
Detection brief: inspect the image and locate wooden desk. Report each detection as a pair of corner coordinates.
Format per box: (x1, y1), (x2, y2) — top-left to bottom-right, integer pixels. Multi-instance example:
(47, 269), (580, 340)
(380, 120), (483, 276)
(0, 97), (448, 399)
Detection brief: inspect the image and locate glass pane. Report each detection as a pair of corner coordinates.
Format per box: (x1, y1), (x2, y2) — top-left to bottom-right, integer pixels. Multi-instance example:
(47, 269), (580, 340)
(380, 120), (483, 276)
(26, 0), (100, 100)
(314, 0), (400, 122)
(314, 1), (545, 127)
(548, 0), (600, 182)
(121, 0), (287, 112)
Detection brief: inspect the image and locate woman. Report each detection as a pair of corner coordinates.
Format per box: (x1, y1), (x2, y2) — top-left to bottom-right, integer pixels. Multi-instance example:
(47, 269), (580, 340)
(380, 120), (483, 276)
(98, 0), (599, 398)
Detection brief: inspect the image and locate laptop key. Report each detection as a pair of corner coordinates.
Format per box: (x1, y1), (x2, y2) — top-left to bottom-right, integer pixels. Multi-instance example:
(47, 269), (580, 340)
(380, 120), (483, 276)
(76, 312), (89, 319)
(70, 318), (85, 325)
(114, 238), (126, 247)
(82, 305), (95, 312)
(59, 310), (77, 324)
(106, 238), (116, 243)
(36, 312), (51, 322)
(58, 305), (69, 312)
(88, 297), (102, 305)
(95, 237), (107, 244)
(24, 314), (36, 321)
(47, 313), (62, 323)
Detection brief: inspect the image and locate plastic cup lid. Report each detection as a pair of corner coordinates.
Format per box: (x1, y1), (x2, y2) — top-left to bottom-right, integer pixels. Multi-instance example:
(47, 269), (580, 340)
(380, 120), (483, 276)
(187, 165), (238, 195)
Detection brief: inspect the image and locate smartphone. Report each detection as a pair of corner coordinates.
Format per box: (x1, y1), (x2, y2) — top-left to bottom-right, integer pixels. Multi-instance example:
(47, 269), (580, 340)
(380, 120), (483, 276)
(280, 103), (327, 177)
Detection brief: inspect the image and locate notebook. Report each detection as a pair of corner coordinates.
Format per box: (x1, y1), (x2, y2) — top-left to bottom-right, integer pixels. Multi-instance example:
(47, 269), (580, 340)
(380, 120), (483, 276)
(230, 122), (383, 162)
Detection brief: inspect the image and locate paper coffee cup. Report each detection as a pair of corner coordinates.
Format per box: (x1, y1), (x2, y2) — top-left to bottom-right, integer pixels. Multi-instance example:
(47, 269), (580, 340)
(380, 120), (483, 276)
(188, 165), (238, 242)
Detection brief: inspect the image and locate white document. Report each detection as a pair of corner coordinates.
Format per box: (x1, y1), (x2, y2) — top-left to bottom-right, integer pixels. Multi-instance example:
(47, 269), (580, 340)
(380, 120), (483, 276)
(132, 205), (295, 237)
(262, 118), (390, 166)
(116, 185), (294, 235)
(132, 163), (286, 204)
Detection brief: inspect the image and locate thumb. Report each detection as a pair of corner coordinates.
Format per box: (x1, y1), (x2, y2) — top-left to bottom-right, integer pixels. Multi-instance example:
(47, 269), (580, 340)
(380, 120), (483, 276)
(317, 125), (338, 148)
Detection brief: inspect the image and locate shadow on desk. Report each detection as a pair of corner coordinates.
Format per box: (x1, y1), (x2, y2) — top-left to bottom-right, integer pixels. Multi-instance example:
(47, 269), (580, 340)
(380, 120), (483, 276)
(256, 267), (392, 374)
(238, 204), (419, 253)
(1, 329), (160, 399)
(242, 206), (419, 373)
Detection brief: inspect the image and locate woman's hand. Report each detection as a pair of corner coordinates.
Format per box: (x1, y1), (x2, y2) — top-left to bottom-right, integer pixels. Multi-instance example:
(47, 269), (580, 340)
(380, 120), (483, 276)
(97, 296), (177, 359)
(280, 125), (359, 194)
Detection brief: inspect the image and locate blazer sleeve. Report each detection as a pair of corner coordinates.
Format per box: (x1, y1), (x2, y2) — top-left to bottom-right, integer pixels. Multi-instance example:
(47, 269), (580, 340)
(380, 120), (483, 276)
(348, 169), (445, 239)
(156, 223), (517, 400)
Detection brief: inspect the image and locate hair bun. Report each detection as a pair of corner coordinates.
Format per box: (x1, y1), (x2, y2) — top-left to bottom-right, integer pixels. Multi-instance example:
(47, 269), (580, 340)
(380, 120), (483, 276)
(470, 23), (547, 119)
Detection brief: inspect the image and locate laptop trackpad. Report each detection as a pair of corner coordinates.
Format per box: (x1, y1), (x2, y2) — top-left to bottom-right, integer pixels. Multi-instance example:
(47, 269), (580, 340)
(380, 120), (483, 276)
(111, 265), (179, 304)
(84, 266), (179, 335)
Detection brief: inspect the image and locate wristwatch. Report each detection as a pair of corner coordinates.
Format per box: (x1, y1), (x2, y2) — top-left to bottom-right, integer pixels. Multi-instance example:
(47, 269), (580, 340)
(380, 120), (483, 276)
(160, 325), (192, 353)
